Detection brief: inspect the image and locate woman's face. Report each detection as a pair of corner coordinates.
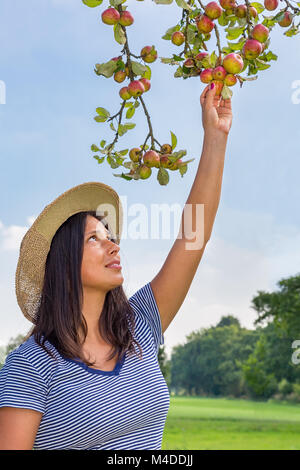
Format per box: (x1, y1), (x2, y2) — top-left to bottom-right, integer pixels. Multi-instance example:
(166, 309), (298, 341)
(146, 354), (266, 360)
(81, 215), (123, 293)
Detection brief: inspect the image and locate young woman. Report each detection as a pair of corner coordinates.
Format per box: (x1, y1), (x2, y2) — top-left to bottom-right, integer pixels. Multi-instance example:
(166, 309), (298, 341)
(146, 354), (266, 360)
(0, 83), (232, 449)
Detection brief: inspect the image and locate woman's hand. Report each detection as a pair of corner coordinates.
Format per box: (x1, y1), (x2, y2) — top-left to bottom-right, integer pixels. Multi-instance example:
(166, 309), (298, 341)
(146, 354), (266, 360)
(200, 83), (233, 136)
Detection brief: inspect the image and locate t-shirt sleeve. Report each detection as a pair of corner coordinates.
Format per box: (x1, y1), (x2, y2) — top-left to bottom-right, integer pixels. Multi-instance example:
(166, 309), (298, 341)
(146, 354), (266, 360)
(128, 281), (164, 355)
(0, 348), (47, 414)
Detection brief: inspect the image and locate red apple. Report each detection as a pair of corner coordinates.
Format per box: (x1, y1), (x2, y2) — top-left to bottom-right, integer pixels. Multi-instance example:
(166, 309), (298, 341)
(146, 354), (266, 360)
(195, 52), (209, 62)
(119, 11), (134, 26)
(128, 80), (145, 98)
(264, 0), (278, 10)
(278, 11), (293, 27)
(114, 70), (127, 83)
(251, 24), (269, 43)
(222, 53), (244, 74)
(249, 6), (257, 17)
(101, 8), (120, 25)
(141, 46), (157, 63)
(111, 56), (122, 62)
(169, 159), (183, 171)
(200, 68), (214, 83)
(242, 39), (263, 59)
(140, 78), (151, 92)
(171, 31), (185, 46)
(224, 74), (237, 86)
(119, 86), (131, 100)
(183, 58), (195, 68)
(161, 144), (173, 154)
(205, 2), (222, 19)
(211, 80), (224, 96)
(143, 150), (160, 168)
(220, 0), (237, 10)
(160, 155), (172, 169)
(196, 14), (215, 33)
(139, 165), (152, 179)
(212, 66), (227, 80)
(129, 148), (142, 162)
(235, 4), (247, 17)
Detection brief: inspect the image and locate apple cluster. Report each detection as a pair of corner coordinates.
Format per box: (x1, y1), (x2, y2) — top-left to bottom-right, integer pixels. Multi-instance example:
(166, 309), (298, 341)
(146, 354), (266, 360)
(128, 144), (183, 180)
(115, 46), (157, 100)
(101, 7), (134, 27)
(85, 0), (299, 183)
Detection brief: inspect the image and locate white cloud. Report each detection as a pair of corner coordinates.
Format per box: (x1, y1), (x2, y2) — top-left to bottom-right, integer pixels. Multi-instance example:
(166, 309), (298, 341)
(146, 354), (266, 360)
(0, 216), (36, 251)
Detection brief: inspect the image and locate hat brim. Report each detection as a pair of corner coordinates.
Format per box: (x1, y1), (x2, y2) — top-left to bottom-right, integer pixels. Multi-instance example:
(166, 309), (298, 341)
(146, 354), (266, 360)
(15, 181), (123, 324)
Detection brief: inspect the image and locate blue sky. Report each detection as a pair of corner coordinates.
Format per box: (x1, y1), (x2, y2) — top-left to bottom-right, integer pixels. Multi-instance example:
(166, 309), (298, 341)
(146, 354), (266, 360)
(0, 0), (300, 358)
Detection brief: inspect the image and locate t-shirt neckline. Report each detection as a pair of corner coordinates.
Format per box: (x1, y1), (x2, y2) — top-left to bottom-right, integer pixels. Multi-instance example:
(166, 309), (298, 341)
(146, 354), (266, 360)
(64, 352), (126, 376)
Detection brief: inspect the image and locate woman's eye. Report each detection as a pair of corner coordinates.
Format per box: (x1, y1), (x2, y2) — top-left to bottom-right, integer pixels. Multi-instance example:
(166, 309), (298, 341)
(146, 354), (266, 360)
(89, 234), (112, 242)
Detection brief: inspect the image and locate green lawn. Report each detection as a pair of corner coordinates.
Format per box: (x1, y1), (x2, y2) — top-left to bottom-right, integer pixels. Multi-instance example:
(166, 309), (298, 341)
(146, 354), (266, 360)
(161, 396), (300, 450)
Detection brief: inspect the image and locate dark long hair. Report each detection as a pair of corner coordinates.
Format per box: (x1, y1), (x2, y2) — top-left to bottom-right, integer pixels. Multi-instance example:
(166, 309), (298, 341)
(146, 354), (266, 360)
(25, 210), (143, 367)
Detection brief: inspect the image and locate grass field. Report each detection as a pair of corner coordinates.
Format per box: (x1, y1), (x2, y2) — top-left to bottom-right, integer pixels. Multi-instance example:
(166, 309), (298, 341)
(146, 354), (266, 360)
(161, 396), (300, 450)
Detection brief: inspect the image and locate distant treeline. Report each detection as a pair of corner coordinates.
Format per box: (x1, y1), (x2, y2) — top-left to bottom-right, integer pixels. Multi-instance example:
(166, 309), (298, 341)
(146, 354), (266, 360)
(158, 273), (300, 403)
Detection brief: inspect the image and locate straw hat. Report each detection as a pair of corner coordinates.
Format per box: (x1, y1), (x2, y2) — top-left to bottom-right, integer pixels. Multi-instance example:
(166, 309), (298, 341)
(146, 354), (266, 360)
(15, 181), (123, 324)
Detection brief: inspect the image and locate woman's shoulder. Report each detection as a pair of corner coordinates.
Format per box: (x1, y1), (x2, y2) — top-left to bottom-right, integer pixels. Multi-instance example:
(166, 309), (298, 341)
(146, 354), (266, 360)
(5, 335), (60, 383)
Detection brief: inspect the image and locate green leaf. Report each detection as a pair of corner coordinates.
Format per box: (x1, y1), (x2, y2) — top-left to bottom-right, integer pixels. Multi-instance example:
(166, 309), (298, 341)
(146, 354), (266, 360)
(118, 124), (128, 136)
(221, 47), (232, 55)
(174, 66), (183, 77)
(100, 140), (106, 148)
(119, 149), (129, 156)
(109, 0), (125, 6)
(91, 144), (100, 152)
(142, 65), (152, 80)
(225, 26), (245, 40)
(227, 38), (246, 51)
(94, 115), (108, 123)
(179, 164), (187, 177)
(265, 51), (278, 61)
(123, 122), (136, 130)
(250, 2), (265, 14)
(93, 155), (105, 164)
(174, 0), (193, 10)
(107, 155), (119, 169)
(113, 23), (126, 45)
(157, 168), (170, 186)
(218, 11), (229, 26)
(210, 50), (218, 68)
(254, 58), (270, 70)
(113, 172), (133, 181)
(237, 17), (247, 27)
(154, 0), (173, 4)
(126, 106), (135, 119)
(82, 0), (103, 7)
(284, 26), (300, 37)
(96, 107), (110, 118)
(221, 84), (233, 100)
(131, 61), (148, 76)
(262, 16), (277, 28)
(170, 131), (177, 150)
(110, 122), (116, 132)
(95, 61), (118, 78)
(272, 11), (286, 22)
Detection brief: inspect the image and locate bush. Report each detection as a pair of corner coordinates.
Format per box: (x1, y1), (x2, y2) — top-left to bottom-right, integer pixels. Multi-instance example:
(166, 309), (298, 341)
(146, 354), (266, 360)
(278, 378), (293, 396)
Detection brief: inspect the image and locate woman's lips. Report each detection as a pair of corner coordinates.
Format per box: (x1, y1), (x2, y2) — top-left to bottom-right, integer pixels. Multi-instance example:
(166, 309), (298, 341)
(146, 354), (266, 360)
(105, 264), (122, 269)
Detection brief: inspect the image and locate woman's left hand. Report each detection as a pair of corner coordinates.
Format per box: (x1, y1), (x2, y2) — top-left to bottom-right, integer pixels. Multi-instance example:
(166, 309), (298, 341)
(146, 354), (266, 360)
(200, 83), (233, 136)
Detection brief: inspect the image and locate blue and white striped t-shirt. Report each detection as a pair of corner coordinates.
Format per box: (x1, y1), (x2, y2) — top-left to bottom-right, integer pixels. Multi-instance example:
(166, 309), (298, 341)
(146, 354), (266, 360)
(0, 282), (170, 450)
